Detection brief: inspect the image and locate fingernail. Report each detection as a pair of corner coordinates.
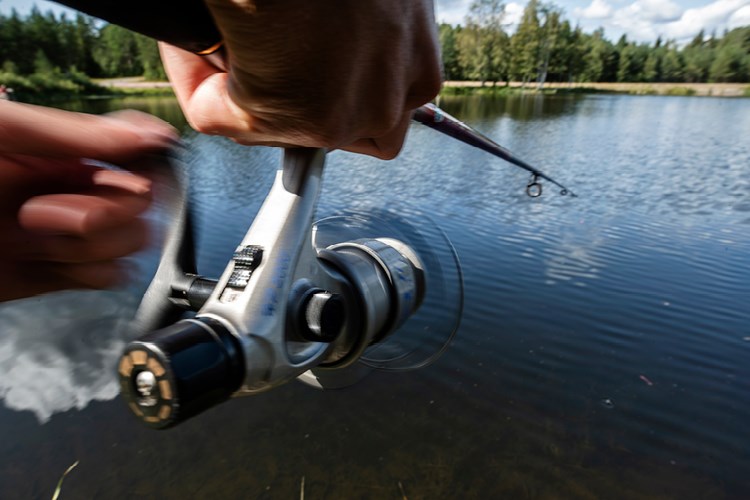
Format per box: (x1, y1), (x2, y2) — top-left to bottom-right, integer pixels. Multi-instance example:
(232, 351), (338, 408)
(19, 198), (110, 235)
(92, 170), (152, 196)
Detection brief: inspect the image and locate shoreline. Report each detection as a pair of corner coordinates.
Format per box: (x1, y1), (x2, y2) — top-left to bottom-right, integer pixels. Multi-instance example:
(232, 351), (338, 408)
(92, 77), (750, 98)
(442, 81), (750, 97)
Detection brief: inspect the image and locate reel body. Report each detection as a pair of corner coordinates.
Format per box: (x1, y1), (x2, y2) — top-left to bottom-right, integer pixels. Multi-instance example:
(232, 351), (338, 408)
(120, 148), (434, 428)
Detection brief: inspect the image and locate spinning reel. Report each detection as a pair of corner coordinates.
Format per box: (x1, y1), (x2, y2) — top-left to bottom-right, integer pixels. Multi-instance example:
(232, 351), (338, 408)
(119, 148), (463, 428)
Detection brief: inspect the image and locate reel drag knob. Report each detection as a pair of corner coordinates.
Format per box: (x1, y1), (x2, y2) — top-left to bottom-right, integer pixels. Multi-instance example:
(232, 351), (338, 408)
(118, 318), (244, 429)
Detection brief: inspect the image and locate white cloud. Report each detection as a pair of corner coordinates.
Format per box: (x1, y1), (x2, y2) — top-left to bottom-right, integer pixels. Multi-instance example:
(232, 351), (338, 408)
(436, 0), (525, 29)
(575, 0), (615, 20)
(505, 2), (525, 27)
(435, 0), (472, 25)
(646, 0), (750, 42)
(606, 0), (685, 40)
(572, 0), (750, 42)
(617, 0), (684, 24)
(728, 4), (750, 27)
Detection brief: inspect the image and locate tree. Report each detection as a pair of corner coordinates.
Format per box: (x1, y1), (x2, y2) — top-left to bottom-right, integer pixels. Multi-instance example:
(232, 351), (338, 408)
(660, 43), (684, 82)
(709, 44), (748, 82)
(510, 0), (541, 84)
(135, 33), (167, 80)
(0, 10), (35, 74)
(535, 4), (564, 87)
(580, 28), (617, 82)
(33, 48), (55, 74)
(457, 0), (509, 85)
(617, 42), (649, 82)
(26, 7), (63, 70)
(94, 24), (143, 77)
(564, 25), (586, 82)
(643, 45), (663, 82)
(439, 24), (464, 80)
(71, 13), (101, 75)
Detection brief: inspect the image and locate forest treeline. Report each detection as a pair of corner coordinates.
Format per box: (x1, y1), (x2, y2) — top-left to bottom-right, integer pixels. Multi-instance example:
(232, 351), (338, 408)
(0, 6), (163, 78)
(0, 5), (164, 99)
(1, 0), (749, 100)
(442, 0), (750, 85)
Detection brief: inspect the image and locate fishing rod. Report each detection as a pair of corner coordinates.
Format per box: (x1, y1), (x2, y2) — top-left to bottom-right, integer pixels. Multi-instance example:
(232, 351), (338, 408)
(413, 103), (576, 197)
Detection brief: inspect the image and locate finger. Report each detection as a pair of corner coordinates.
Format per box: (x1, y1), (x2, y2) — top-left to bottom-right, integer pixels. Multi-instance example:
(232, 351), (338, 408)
(0, 156), (97, 209)
(32, 218), (149, 264)
(0, 101), (178, 162)
(91, 169), (152, 196)
(342, 111), (413, 160)
(1, 157), (150, 194)
(18, 186), (151, 235)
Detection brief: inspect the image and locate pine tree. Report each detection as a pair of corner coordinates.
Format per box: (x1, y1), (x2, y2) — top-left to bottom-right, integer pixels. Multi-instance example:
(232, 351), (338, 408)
(510, 0), (541, 84)
(457, 0), (509, 85)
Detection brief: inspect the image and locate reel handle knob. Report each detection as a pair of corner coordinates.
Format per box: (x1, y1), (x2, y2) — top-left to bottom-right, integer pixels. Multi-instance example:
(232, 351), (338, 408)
(118, 318), (244, 429)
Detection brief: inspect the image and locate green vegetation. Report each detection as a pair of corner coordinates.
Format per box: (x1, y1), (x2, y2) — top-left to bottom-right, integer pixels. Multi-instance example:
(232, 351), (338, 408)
(664, 86), (697, 96)
(441, 0), (750, 86)
(0, 69), (110, 101)
(2, 1), (749, 101)
(0, 6), (165, 100)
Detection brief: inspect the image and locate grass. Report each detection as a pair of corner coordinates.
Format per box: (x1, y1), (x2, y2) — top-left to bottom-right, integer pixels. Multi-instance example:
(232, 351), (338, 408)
(439, 84), (562, 97)
(0, 71), (175, 103)
(442, 81), (747, 97)
(51, 461), (78, 500)
(664, 86), (697, 96)
(440, 84), (516, 96)
(102, 86), (176, 97)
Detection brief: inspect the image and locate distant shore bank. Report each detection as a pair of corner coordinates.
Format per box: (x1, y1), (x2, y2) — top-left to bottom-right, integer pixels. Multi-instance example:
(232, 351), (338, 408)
(442, 81), (750, 97)
(92, 77), (750, 98)
(93, 77), (172, 89)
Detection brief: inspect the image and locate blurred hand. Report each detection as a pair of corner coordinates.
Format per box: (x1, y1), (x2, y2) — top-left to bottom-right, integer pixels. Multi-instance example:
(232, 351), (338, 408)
(160, 0), (442, 159)
(0, 101), (178, 301)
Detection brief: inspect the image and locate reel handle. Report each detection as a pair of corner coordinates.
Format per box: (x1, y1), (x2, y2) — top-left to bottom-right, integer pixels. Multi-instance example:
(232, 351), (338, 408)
(119, 318), (243, 429)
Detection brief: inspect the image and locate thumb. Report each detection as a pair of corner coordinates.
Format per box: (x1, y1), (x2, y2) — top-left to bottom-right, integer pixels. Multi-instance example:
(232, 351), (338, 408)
(159, 42), (256, 137)
(0, 100), (178, 163)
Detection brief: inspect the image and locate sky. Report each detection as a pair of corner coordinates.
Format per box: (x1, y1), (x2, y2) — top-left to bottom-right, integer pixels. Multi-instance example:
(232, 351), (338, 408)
(1, 0), (749, 44)
(436, 0), (750, 43)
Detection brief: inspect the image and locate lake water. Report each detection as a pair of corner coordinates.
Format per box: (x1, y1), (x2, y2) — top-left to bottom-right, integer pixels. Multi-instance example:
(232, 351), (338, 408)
(1, 93), (749, 499)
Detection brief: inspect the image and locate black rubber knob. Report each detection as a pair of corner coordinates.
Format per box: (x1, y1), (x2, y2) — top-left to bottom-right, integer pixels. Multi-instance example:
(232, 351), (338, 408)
(118, 318), (244, 429)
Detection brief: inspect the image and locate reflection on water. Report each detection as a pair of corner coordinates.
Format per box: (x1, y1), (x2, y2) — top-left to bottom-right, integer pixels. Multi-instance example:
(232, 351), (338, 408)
(0, 94), (749, 498)
(55, 96), (189, 132)
(0, 291), (137, 422)
(439, 92), (583, 122)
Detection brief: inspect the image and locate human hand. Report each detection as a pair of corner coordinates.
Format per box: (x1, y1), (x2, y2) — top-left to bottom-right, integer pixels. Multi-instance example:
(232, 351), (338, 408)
(0, 101), (178, 301)
(160, 0), (442, 159)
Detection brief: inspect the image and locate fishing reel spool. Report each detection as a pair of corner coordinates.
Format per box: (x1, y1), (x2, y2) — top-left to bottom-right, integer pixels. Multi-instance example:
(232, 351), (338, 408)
(119, 148), (463, 429)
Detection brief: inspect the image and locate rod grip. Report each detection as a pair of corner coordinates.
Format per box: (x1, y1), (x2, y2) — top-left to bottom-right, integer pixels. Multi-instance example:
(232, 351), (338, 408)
(53, 0), (221, 54)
